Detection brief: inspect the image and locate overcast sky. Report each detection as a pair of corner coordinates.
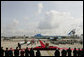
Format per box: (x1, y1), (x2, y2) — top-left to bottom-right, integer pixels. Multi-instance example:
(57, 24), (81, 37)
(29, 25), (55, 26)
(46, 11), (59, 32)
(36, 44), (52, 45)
(1, 1), (83, 36)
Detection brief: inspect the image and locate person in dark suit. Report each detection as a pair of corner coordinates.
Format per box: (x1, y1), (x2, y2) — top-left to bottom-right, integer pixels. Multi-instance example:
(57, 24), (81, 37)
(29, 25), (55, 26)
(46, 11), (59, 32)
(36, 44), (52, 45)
(54, 48), (60, 56)
(25, 47), (30, 56)
(1, 47), (4, 56)
(36, 49), (41, 56)
(14, 47), (19, 56)
(9, 48), (13, 56)
(61, 49), (67, 56)
(73, 48), (78, 56)
(30, 48), (34, 56)
(5, 48), (9, 56)
(67, 47), (72, 56)
(18, 43), (21, 49)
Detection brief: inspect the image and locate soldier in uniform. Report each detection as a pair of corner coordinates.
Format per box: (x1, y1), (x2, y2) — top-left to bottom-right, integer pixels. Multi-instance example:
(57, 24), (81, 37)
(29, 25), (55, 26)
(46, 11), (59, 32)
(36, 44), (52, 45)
(14, 47), (19, 56)
(20, 49), (25, 56)
(1, 47), (4, 56)
(67, 47), (72, 56)
(78, 48), (81, 56)
(73, 48), (78, 56)
(30, 48), (34, 56)
(36, 49), (41, 56)
(54, 48), (60, 56)
(5, 48), (9, 56)
(25, 47), (30, 56)
(9, 48), (13, 56)
(81, 48), (84, 56)
(61, 49), (67, 56)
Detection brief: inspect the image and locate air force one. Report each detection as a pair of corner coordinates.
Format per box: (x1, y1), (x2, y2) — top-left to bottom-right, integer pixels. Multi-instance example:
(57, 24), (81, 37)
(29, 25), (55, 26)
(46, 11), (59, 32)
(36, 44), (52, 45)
(34, 29), (77, 39)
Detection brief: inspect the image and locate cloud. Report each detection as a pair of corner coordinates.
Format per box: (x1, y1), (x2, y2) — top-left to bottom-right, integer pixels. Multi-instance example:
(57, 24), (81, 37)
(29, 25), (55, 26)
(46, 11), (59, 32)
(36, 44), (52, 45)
(13, 19), (19, 25)
(7, 19), (19, 30)
(38, 10), (72, 29)
(24, 16), (30, 20)
(1, 19), (20, 36)
(38, 10), (83, 35)
(1, 10), (83, 36)
(38, 3), (43, 14)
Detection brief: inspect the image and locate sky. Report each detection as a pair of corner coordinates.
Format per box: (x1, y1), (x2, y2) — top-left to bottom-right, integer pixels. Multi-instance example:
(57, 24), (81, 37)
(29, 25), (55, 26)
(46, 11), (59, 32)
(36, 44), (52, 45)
(1, 1), (83, 36)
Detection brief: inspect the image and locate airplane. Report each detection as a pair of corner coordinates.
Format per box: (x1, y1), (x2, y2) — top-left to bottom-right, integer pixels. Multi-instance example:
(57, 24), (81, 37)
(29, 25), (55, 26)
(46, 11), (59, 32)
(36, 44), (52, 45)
(33, 29), (77, 41)
(68, 29), (76, 36)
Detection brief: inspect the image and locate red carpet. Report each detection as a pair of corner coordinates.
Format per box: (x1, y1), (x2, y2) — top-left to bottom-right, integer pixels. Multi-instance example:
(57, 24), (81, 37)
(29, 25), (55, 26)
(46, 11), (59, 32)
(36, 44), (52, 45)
(39, 40), (45, 47)
(38, 40), (82, 51)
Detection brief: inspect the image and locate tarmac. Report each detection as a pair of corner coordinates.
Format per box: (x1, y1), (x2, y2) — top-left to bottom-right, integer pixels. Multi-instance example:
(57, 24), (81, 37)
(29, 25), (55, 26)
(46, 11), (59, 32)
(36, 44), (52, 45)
(1, 38), (83, 56)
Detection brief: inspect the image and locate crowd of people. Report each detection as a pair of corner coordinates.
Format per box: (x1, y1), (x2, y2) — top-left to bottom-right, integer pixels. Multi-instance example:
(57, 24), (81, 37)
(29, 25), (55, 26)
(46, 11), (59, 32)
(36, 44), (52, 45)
(1, 47), (41, 56)
(54, 48), (83, 56)
(1, 47), (83, 56)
